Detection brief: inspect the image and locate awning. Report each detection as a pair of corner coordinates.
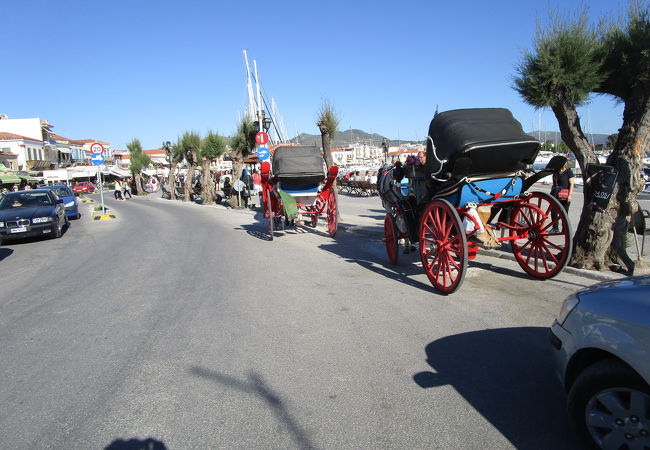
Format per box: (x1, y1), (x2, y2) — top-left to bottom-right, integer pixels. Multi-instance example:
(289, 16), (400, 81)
(0, 174), (21, 184)
(18, 174), (41, 183)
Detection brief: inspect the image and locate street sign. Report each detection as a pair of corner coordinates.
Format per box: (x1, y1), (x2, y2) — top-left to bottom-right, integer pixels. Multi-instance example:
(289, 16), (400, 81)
(257, 147), (270, 161)
(90, 153), (105, 166)
(255, 132), (269, 146)
(90, 142), (104, 155)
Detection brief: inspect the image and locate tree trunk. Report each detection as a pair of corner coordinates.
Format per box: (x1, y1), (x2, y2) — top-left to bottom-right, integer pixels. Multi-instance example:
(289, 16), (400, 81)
(133, 172), (143, 196)
(320, 131), (340, 220)
(169, 163), (177, 200)
(201, 158), (216, 205)
(229, 152), (244, 208)
(571, 92), (650, 274)
(183, 164), (194, 202)
(550, 103), (602, 269)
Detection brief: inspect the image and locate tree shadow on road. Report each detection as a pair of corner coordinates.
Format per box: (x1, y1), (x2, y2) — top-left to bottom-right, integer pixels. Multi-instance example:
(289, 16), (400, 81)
(318, 235), (443, 295)
(0, 248), (14, 261)
(190, 366), (315, 449)
(413, 327), (581, 449)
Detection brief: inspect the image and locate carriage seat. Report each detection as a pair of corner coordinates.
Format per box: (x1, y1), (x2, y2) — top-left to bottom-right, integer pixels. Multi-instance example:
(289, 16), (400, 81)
(278, 182), (320, 206)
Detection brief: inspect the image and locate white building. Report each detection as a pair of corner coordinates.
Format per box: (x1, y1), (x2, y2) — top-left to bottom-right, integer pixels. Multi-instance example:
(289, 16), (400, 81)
(0, 131), (45, 170)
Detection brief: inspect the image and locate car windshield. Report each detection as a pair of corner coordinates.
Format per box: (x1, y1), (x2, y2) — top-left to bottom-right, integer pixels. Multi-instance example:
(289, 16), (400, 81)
(51, 187), (72, 197)
(0, 192), (53, 209)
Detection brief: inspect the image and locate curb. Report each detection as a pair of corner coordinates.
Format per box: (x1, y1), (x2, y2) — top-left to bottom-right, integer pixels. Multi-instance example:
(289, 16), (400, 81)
(339, 225), (627, 282)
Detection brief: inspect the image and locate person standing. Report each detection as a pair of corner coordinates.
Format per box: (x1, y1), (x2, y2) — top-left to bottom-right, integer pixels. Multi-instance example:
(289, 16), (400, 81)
(550, 162), (574, 232)
(123, 178), (132, 199)
(114, 179), (124, 200)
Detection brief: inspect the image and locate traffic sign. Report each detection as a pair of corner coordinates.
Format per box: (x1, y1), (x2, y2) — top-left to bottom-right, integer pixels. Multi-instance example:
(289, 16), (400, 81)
(90, 142), (104, 155)
(255, 132), (269, 146)
(257, 147), (270, 161)
(90, 153), (105, 166)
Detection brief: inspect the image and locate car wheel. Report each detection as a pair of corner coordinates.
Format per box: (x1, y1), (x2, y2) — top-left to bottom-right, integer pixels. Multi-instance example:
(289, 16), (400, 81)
(567, 359), (650, 449)
(53, 218), (62, 239)
(76, 213), (81, 220)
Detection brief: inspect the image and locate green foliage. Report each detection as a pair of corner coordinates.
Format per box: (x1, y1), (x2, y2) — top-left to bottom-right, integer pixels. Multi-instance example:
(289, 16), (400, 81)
(606, 133), (619, 148)
(596, 2), (650, 100)
(514, 10), (604, 108)
(127, 138), (151, 173)
(231, 119), (256, 157)
(176, 131), (202, 165)
(201, 131), (227, 160)
(316, 98), (341, 139)
(557, 141), (570, 153)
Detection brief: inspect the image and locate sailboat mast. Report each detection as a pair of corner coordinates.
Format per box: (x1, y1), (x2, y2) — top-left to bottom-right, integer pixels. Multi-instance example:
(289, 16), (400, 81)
(253, 59), (263, 134)
(242, 50), (255, 121)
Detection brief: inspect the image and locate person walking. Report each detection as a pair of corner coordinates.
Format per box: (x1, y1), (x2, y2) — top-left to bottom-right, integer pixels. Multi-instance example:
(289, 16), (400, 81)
(550, 162), (575, 232)
(123, 178), (132, 199)
(114, 179), (124, 200)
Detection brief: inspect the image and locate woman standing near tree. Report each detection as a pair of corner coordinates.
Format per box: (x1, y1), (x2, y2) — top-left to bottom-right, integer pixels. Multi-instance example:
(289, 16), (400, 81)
(550, 162), (575, 232)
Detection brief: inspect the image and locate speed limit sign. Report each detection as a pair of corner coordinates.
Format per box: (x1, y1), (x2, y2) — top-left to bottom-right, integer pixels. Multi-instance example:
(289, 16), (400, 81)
(90, 142), (104, 154)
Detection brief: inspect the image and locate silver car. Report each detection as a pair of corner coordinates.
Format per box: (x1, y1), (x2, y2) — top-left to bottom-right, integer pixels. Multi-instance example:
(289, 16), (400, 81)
(550, 275), (650, 449)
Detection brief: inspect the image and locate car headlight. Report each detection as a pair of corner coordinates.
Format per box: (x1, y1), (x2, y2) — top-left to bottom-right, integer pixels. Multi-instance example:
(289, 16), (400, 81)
(557, 294), (580, 325)
(0, 221), (4, 228)
(32, 217), (53, 224)
(64, 201), (75, 207)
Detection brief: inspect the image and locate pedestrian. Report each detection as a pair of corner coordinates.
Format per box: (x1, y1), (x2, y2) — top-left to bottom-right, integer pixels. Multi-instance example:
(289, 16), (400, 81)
(123, 178), (132, 199)
(550, 161), (575, 232)
(252, 169), (261, 196)
(114, 179), (124, 200)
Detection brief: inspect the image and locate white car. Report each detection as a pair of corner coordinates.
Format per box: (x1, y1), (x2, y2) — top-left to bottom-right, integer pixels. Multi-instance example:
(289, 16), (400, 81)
(550, 275), (650, 449)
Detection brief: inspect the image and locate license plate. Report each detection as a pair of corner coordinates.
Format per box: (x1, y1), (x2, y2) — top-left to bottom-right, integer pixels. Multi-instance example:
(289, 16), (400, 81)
(10, 227), (27, 233)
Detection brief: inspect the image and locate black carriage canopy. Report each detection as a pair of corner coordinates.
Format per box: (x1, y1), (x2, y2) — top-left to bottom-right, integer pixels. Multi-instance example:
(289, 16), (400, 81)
(272, 145), (325, 185)
(425, 108), (541, 179)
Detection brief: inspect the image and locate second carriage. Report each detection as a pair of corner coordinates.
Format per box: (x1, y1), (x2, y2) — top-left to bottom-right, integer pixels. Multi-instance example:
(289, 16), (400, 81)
(379, 108), (573, 294)
(260, 145), (338, 240)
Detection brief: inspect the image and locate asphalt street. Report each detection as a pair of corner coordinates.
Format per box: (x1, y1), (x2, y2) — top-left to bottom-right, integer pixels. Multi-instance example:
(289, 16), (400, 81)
(0, 189), (633, 449)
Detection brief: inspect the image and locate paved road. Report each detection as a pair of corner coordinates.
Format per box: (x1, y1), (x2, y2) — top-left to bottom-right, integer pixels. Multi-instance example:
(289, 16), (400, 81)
(0, 192), (610, 448)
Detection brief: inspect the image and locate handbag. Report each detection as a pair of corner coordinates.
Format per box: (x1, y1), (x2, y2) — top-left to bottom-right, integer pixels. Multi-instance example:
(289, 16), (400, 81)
(557, 189), (570, 200)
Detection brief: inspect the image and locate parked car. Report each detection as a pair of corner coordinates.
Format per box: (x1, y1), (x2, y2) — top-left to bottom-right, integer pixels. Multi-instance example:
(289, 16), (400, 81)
(37, 184), (80, 219)
(550, 275), (650, 449)
(72, 182), (95, 194)
(0, 190), (68, 244)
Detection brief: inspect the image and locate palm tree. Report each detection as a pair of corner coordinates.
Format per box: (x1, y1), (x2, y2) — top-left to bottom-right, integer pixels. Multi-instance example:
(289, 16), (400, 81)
(176, 131), (201, 202)
(317, 99), (341, 218)
(316, 98), (340, 170)
(199, 131), (227, 204)
(127, 138), (150, 195)
(229, 119), (256, 208)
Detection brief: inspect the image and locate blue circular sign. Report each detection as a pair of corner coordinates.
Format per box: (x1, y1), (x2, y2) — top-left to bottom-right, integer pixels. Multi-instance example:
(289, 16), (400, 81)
(91, 152), (105, 166)
(257, 147), (270, 161)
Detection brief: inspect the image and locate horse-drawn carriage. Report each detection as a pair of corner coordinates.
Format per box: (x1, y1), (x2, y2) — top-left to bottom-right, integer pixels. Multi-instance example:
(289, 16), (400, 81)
(379, 108), (572, 293)
(260, 145), (338, 240)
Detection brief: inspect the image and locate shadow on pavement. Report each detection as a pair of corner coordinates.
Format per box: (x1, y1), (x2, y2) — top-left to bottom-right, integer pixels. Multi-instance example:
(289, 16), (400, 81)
(190, 367), (315, 449)
(319, 235), (441, 295)
(413, 327), (581, 449)
(0, 248), (14, 260)
(105, 437), (167, 449)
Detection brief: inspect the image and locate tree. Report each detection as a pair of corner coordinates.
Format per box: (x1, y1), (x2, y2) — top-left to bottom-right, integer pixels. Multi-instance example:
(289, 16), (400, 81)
(513, 10), (603, 176)
(316, 98), (340, 170)
(199, 131), (227, 205)
(572, 3), (650, 273)
(176, 131), (201, 202)
(606, 133), (619, 149)
(127, 139), (151, 195)
(228, 119), (256, 208)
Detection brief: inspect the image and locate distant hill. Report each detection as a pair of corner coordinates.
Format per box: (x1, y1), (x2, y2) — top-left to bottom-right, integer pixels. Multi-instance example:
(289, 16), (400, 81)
(290, 129), (415, 148)
(287, 129), (611, 148)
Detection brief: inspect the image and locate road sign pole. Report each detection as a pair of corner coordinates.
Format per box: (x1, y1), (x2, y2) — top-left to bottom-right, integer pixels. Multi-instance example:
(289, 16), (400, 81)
(98, 165), (105, 213)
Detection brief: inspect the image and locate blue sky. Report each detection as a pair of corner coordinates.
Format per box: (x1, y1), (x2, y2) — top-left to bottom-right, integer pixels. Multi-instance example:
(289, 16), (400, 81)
(2, 0), (630, 150)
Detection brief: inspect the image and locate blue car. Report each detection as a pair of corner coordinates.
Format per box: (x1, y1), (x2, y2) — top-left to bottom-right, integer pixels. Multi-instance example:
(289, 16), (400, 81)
(0, 190), (68, 244)
(37, 184), (80, 219)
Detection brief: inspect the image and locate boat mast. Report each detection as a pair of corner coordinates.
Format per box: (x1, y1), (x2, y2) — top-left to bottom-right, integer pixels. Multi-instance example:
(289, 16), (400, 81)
(242, 50), (256, 122)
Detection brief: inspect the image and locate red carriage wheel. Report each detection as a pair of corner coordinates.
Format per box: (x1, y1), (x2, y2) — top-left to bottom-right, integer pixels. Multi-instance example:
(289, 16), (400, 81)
(310, 210), (318, 228)
(326, 189), (337, 237)
(265, 192), (274, 240)
(384, 214), (399, 265)
(510, 191), (572, 279)
(419, 199), (468, 294)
